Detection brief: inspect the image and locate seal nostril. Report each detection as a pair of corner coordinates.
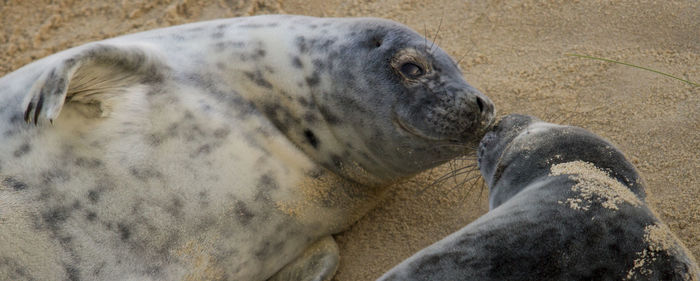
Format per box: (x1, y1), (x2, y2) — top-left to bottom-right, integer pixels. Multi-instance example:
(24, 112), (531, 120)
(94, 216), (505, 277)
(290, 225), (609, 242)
(476, 97), (485, 113)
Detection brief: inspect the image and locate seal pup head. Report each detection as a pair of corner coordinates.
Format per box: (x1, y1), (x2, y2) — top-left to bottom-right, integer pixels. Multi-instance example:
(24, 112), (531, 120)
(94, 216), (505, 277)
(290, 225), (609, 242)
(478, 114), (644, 208)
(243, 17), (496, 186)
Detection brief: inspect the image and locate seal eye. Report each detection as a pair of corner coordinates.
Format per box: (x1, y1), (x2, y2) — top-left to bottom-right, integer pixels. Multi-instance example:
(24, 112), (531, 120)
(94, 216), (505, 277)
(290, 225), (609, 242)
(400, 62), (424, 79)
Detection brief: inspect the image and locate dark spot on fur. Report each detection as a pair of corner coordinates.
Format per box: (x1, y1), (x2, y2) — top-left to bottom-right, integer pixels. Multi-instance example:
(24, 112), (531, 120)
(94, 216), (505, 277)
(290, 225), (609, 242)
(117, 223), (131, 241)
(65, 264), (80, 281)
(331, 154), (344, 169)
(41, 169), (71, 185)
(129, 167), (162, 181)
(211, 31), (224, 39)
(75, 157), (103, 168)
(306, 71), (320, 87)
(9, 113), (23, 124)
(167, 197), (184, 218)
(42, 207), (70, 230)
(262, 104), (293, 132)
(3, 177), (27, 190)
(312, 59), (326, 71)
(320, 38), (336, 49)
(295, 36), (308, 53)
(147, 134), (161, 146)
(297, 97), (310, 107)
(214, 128), (230, 139)
(86, 211), (97, 221)
(0, 256), (31, 279)
(304, 129), (319, 149)
(87, 189), (100, 203)
(234, 201), (254, 225)
(244, 71), (273, 89)
(58, 235), (72, 246)
(303, 112), (317, 123)
(255, 241), (272, 259)
(198, 191), (210, 207)
(191, 144), (211, 157)
(214, 41), (246, 52)
(3, 129), (19, 137)
(292, 56), (303, 68)
(255, 174), (278, 202)
(13, 142), (31, 157)
(318, 105), (342, 125)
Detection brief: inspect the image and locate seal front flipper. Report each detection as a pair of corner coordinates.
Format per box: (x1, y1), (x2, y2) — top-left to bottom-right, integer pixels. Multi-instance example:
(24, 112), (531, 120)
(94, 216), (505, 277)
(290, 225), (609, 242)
(22, 43), (169, 125)
(268, 236), (339, 281)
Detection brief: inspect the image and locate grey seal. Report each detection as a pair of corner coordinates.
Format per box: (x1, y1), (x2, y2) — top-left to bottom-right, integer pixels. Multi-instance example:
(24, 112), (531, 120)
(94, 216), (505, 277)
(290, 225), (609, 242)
(378, 114), (699, 281)
(0, 15), (494, 281)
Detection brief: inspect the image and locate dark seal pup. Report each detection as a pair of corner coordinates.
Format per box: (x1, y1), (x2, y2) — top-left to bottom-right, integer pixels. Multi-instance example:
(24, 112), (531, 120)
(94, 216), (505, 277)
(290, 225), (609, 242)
(0, 15), (494, 281)
(378, 114), (699, 281)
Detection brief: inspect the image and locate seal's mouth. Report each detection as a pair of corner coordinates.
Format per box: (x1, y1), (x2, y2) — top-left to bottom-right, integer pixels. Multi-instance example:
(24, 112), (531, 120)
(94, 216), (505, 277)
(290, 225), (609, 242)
(392, 111), (445, 141)
(477, 115), (503, 153)
(391, 109), (492, 145)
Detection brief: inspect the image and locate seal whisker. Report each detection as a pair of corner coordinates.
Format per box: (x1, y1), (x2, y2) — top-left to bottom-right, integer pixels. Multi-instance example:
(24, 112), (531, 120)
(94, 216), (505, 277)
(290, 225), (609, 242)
(475, 177), (487, 201)
(423, 22), (428, 53)
(417, 164), (480, 195)
(429, 16), (444, 53)
(448, 173), (483, 197)
(429, 143), (480, 149)
(455, 49), (469, 68)
(419, 156), (477, 167)
(432, 165), (479, 184)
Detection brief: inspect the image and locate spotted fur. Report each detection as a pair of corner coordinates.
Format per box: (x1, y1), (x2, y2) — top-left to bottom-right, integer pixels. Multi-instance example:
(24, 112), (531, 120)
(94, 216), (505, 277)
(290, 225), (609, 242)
(0, 15), (494, 281)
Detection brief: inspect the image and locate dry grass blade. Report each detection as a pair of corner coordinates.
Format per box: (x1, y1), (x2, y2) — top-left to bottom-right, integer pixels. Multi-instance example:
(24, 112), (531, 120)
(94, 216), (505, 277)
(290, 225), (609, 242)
(566, 53), (699, 87)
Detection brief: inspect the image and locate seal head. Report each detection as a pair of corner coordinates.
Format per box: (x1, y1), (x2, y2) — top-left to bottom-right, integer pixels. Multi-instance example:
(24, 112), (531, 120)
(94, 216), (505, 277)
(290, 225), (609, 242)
(281, 18), (495, 186)
(478, 114), (643, 208)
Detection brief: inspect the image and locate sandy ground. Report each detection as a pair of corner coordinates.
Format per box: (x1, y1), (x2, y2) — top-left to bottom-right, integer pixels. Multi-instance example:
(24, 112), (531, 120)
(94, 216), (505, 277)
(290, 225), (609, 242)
(1, 0), (698, 280)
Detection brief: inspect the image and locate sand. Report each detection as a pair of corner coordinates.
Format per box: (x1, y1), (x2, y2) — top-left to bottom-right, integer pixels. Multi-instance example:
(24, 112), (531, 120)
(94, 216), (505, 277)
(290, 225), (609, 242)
(1, 1), (698, 280)
(550, 160), (643, 211)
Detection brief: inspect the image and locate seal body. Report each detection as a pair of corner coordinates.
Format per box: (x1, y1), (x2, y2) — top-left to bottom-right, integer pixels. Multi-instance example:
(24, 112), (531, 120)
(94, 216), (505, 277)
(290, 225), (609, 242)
(379, 114), (699, 281)
(0, 15), (494, 280)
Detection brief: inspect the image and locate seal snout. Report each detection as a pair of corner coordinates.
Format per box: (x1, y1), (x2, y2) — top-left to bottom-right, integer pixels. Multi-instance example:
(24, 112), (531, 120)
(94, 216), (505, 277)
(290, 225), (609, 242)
(473, 94), (496, 133)
(477, 114), (540, 181)
(452, 89), (496, 142)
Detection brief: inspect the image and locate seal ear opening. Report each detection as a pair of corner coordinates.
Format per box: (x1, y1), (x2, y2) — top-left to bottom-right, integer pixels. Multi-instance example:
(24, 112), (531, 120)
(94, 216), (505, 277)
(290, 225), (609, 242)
(23, 43), (169, 124)
(371, 36), (383, 48)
